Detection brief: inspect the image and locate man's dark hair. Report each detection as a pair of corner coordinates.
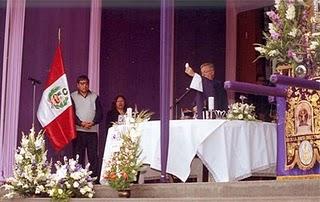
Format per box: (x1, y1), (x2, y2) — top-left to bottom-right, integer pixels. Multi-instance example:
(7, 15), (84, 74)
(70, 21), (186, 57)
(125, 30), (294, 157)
(77, 75), (89, 83)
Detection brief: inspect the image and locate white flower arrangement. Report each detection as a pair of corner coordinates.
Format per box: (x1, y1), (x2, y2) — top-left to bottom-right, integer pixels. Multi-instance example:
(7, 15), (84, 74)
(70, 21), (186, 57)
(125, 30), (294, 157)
(103, 110), (152, 191)
(47, 155), (96, 200)
(254, 0), (320, 77)
(1, 128), (51, 199)
(103, 127), (142, 191)
(226, 96), (257, 121)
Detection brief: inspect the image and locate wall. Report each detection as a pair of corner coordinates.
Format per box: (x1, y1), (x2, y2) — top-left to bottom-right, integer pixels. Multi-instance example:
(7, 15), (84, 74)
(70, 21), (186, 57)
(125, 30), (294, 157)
(19, 1), (90, 159)
(100, 1), (226, 123)
(174, 4), (226, 115)
(99, 5), (161, 159)
(237, 8), (264, 83)
(99, 2), (226, 165)
(9, 0), (227, 169)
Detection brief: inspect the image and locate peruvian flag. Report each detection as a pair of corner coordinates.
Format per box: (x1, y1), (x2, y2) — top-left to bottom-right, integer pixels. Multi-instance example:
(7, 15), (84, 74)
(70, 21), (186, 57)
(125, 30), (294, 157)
(37, 45), (76, 151)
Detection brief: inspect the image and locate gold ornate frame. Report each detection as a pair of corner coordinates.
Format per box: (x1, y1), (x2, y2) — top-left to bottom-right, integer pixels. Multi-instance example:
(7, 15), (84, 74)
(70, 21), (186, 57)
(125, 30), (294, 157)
(285, 86), (320, 170)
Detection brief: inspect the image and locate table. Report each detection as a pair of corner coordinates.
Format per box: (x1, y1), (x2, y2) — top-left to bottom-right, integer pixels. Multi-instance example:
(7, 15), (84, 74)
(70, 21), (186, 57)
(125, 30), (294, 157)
(100, 120), (276, 184)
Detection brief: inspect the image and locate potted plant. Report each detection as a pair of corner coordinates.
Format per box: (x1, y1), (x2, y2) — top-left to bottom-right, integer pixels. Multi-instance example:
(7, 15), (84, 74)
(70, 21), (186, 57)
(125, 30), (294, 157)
(103, 110), (152, 197)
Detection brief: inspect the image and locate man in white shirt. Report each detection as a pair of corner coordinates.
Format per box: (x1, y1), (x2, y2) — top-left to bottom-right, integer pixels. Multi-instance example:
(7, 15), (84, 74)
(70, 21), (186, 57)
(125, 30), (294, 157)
(71, 75), (103, 182)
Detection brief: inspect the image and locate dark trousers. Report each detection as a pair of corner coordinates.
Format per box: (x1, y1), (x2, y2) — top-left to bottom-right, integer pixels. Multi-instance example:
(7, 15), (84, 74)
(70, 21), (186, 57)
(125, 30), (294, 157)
(72, 131), (98, 180)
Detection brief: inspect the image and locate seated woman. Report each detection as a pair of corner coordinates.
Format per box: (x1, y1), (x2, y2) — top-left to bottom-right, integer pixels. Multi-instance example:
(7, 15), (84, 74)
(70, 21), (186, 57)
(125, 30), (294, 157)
(105, 95), (141, 183)
(106, 95), (127, 130)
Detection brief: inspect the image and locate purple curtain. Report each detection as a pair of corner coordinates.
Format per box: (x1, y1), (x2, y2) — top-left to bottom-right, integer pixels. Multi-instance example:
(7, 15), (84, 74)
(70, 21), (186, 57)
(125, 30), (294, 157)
(0, 1), (6, 108)
(88, 0), (101, 94)
(0, 0), (26, 181)
(159, 0), (174, 181)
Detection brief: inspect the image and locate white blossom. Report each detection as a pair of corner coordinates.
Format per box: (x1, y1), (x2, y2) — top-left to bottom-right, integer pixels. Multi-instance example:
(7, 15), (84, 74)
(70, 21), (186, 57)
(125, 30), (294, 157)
(274, 0), (281, 10)
(15, 154), (23, 163)
(312, 32), (320, 37)
(288, 28), (297, 37)
(73, 181), (79, 188)
(35, 185), (45, 194)
(227, 114), (233, 119)
(21, 137), (28, 147)
(80, 188), (86, 195)
(268, 50), (280, 57)
(286, 4), (295, 20)
(254, 47), (266, 54)
(22, 184), (29, 189)
(55, 166), (67, 180)
(310, 41), (319, 50)
(20, 148), (26, 155)
(58, 189), (63, 194)
(34, 138), (43, 150)
(48, 189), (54, 196)
(70, 172), (82, 180)
(66, 182), (71, 188)
(268, 23), (275, 33)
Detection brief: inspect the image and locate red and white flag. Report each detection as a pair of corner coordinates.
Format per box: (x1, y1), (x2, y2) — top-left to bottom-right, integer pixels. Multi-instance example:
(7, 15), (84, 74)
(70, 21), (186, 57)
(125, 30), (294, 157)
(37, 45), (76, 151)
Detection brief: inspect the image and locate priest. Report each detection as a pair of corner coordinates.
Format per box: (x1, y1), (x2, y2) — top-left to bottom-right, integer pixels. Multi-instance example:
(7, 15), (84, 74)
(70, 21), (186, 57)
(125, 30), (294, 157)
(185, 62), (228, 118)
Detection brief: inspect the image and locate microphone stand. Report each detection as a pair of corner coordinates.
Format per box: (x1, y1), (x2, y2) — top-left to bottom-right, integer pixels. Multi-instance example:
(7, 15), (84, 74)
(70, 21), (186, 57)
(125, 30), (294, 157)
(28, 77), (41, 130)
(172, 88), (191, 119)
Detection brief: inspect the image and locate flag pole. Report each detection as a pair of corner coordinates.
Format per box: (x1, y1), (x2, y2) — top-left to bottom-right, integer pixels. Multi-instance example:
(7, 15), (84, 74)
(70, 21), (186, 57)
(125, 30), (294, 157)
(56, 27), (65, 160)
(29, 77), (41, 131)
(58, 27), (61, 44)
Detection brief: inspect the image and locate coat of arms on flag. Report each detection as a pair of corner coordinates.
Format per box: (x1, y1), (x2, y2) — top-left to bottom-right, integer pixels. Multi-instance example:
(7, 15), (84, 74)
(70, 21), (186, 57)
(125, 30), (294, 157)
(37, 44), (76, 151)
(48, 86), (69, 109)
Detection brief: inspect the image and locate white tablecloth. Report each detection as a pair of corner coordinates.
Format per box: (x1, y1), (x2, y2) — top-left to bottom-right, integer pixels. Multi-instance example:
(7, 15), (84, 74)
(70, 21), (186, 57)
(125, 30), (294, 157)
(100, 120), (276, 184)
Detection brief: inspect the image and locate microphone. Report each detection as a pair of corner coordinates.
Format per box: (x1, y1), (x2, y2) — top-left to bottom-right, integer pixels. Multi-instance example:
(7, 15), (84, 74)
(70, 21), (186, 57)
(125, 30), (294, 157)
(175, 87), (191, 104)
(28, 77), (41, 84)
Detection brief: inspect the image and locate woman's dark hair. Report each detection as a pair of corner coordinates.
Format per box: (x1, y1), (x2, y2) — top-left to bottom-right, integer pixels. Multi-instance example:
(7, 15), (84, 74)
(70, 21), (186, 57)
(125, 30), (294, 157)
(111, 95), (127, 110)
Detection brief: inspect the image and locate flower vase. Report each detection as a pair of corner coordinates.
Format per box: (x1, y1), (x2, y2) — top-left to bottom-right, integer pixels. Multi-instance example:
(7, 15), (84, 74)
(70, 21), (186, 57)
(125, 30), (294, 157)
(118, 189), (131, 198)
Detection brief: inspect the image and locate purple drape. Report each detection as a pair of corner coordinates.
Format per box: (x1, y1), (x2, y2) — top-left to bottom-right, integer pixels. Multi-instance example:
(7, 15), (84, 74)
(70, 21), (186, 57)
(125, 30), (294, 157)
(88, 0), (101, 94)
(270, 74), (320, 90)
(160, 0), (174, 182)
(0, 0), (25, 181)
(0, 1), (6, 106)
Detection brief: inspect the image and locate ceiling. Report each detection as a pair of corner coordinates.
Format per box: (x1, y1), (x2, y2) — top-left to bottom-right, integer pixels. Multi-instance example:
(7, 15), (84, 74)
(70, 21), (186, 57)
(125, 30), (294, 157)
(234, 0), (274, 12)
(20, 0), (275, 10)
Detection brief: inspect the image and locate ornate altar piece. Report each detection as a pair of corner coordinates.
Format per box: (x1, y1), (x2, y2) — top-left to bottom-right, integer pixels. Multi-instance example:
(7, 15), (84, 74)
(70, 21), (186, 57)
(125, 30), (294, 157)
(253, 0), (320, 180)
(285, 86), (320, 170)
